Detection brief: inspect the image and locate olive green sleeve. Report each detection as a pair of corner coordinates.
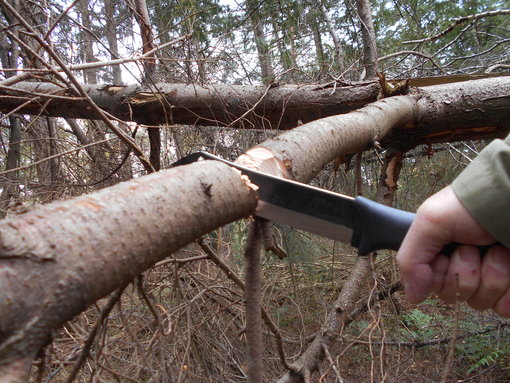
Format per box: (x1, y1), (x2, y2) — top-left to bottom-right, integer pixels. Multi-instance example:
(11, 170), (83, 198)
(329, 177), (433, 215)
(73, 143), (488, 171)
(452, 134), (510, 248)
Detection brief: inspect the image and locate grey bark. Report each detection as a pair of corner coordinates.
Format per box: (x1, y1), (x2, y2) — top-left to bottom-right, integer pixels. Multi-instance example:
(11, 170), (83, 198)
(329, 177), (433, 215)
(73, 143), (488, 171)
(77, 1), (98, 84)
(0, 80), (380, 129)
(308, 9), (327, 79)
(0, 161), (257, 373)
(319, 3), (344, 74)
(244, 219), (264, 383)
(130, 0), (161, 170)
(104, 0), (123, 84)
(46, 117), (59, 183)
(2, 77), (508, 142)
(240, 77), (510, 183)
(0, 1), (21, 217)
(246, 0), (275, 84)
(356, 0), (378, 78)
(131, 0), (157, 77)
(0, 116), (21, 217)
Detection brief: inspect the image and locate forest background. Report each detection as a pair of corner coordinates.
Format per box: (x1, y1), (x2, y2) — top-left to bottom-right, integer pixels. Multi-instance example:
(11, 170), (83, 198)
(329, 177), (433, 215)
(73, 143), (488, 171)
(0, 0), (509, 382)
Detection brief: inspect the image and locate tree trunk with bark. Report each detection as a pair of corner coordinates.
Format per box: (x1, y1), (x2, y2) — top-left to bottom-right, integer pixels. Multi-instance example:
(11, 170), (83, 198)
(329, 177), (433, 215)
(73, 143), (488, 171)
(1, 76), (508, 141)
(319, 3), (345, 74)
(0, 80), (380, 129)
(0, 0), (21, 217)
(77, 1), (98, 84)
(131, 0), (161, 170)
(246, 0), (275, 84)
(104, 0), (123, 84)
(356, 0), (378, 79)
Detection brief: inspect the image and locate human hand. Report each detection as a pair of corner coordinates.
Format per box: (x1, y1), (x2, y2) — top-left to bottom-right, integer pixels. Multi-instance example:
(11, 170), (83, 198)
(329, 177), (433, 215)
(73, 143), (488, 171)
(396, 186), (510, 317)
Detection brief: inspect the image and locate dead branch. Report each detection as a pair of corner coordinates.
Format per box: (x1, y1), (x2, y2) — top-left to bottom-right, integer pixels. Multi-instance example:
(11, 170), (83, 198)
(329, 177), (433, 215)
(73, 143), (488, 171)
(64, 286), (126, 383)
(197, 239), (292, 370)
(0, 0), (154, 173)
(403, 9), (510, 44)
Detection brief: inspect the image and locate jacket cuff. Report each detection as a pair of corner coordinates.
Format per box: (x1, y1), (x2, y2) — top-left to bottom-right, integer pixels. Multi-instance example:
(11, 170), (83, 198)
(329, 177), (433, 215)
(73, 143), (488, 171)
(452, 137), (510, 248)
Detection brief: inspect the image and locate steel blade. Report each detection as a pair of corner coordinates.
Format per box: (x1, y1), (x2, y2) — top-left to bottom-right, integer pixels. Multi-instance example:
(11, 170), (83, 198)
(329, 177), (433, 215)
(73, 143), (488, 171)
(175, 152), (359, 244)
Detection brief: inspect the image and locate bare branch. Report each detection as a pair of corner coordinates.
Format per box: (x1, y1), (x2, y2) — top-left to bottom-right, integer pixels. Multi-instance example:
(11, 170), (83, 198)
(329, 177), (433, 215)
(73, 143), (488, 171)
(0, 35), (190, 87)
(0, 0), (155, 173)
(403, 9), (510, 44)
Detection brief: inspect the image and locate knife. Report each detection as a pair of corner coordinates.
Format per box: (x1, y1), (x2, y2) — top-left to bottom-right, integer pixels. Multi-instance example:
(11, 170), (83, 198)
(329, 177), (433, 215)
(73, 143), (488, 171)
(172, 151), (417, 255)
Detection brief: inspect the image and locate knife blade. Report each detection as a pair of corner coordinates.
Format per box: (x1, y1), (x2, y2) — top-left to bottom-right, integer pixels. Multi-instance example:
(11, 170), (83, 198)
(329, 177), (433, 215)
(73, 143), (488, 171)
(172, 151), (415, 255)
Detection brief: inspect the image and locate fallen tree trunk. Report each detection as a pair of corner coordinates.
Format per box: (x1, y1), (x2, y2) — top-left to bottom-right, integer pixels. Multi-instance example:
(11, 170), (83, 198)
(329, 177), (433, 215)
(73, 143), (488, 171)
(0, 78), (509, 381)
(0, 76), (507, 145)
(0, 81), (380, 129)
(238, 77), (510, 181)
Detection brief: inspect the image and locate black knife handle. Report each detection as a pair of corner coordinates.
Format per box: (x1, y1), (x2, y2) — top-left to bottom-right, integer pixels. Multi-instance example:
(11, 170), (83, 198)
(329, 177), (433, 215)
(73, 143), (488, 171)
(351, 197), (415, 255)
(351, 197), (497, 257)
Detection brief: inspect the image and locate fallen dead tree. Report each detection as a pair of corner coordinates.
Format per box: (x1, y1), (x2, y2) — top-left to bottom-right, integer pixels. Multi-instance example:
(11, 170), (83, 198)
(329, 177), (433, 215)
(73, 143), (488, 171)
(0, 74), (507, 133)
(0, 81), (380, 130)
(0, 77), (509, 381)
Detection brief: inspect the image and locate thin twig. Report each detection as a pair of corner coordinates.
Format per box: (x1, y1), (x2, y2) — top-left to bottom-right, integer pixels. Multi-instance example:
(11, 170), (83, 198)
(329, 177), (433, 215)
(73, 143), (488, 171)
(65, 286), (126, 383)
(197, 238), (292, 370)
(0, 137), (116, 176)
(403, 9), (510, 44)
(441, 281), (461, 383)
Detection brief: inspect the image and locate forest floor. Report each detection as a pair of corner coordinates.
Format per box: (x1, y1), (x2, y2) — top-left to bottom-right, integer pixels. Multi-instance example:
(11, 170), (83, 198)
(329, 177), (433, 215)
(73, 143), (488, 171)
(29, 241), (510, 383)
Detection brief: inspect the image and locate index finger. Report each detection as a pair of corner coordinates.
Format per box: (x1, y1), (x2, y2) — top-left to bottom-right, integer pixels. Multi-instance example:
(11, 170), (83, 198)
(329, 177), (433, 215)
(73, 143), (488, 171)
(397, 212), (451, 303)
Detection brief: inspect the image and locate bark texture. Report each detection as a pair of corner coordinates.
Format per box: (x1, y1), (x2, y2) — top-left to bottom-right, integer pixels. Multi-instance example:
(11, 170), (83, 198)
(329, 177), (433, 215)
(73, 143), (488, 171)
(0, 81), (379, 129)
(131, 0), (161, 170)
(245, 0), (275, 84)
(1, 77), (508, 144)
(240, 77), (510, 181)
(244, 219), (264, 383)
(0, 161), (257, 368)
(356, 0), (378, 78)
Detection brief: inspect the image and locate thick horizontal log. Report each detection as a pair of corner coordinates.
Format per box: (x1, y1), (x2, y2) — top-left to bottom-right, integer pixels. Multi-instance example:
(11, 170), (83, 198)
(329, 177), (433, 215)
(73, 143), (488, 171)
(0, 81), (379, 129)
(1, 77), (508, 144)
(0, 161), (257, 368)
(239, 77), (510, 181)
(393, 77), (510, 146)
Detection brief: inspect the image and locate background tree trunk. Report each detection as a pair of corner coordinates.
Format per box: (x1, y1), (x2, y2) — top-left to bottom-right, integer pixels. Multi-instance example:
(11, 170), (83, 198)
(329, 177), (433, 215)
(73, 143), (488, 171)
(246, 0), (275, 84)
(104, 0), (123, 84)
(356, 0), (378, 78)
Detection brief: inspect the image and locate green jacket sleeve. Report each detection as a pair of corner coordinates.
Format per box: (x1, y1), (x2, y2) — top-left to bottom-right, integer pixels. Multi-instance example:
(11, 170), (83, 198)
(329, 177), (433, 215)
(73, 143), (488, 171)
(452, 134), (510, 248)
